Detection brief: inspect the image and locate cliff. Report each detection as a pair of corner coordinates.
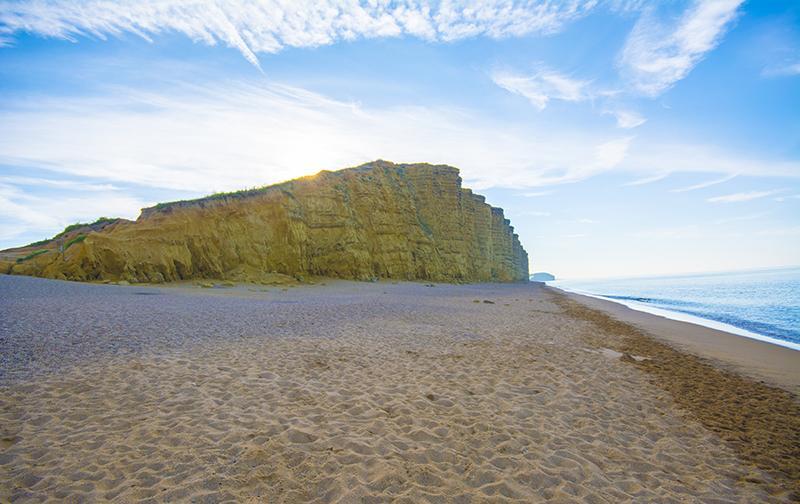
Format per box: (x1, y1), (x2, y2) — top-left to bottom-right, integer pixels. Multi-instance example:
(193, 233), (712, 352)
(2, 161), (529, 283)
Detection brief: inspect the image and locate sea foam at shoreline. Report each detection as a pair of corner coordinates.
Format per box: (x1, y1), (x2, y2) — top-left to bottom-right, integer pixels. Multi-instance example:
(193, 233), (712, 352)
(553, 267), (800, 349)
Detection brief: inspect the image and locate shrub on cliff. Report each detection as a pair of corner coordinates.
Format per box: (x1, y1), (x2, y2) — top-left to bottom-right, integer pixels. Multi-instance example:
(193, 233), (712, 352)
(16, 249), (48, 263)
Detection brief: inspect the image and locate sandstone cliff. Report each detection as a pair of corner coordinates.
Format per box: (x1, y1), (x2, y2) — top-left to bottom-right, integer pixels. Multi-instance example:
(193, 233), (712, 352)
(3, 161), (529, 283)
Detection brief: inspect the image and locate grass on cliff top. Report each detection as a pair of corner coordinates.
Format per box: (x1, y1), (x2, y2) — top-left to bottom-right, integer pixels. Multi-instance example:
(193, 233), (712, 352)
(147, 160), (421, 212)
(22, 238), (51, 248)
(152, 186), (275, 211)
(56, 217), (117, 237)
(16, 249), (48, 263)
(64, 234), (86, 250)
(17, 217), (116, 250)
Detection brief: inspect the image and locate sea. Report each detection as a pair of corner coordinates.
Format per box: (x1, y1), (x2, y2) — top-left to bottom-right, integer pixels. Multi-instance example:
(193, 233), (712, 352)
(550, 266), (800, 351)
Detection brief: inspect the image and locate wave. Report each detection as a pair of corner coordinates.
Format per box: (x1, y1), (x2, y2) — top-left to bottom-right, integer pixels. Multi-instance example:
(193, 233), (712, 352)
(558, 286), (800, 352)
(600, 295), (795, 342)
(602, 295), (703, 308)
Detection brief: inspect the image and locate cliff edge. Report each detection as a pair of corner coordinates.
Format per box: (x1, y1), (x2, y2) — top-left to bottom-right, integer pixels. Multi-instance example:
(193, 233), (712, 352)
(2, 161), (529, 283)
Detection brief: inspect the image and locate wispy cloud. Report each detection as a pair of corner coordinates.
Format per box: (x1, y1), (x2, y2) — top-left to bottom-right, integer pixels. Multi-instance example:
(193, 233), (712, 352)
(603, 109), (647, 129)
(0, 0), (598, 67)
(670, 173), (737, 192)
(623, 173), (670, 186)
(0, 181), (148, 242)
(762, 61), (800, 77)
(713, 212), (768, 225)
(774, 194), (800, 202)
(492, 67), (649, 131)
(522, 190), (554, 197)
(1, 176), (119, 192)
(594, 137), (633, 169)
(623, 143), (799, 179)
(619, 0), (743, 96)
(491, 67), (590, 110)
(0, 79), (638, 196)
(1, 76), (796, 238)
(707, 189), (784, 203)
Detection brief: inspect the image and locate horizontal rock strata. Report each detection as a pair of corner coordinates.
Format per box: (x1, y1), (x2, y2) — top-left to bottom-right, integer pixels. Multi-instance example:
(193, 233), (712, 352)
(4, 161), (529, 283)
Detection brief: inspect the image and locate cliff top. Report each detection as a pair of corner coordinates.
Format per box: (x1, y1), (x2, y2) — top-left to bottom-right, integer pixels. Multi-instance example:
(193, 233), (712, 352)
(142, 160), (461, 218)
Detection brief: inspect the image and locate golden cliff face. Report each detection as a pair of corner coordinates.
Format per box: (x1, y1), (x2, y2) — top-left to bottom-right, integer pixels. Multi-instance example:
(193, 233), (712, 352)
(5, 161), (529, 283)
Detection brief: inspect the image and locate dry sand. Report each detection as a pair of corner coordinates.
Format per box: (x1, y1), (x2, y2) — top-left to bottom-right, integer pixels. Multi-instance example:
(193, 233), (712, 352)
(1, 276), (798, 502)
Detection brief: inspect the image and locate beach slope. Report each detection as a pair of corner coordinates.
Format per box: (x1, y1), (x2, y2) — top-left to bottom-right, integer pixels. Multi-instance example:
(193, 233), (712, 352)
(1, 276), (797, 501)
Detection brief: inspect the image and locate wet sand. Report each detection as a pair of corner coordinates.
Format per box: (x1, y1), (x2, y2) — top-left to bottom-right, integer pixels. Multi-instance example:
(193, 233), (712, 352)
(558, 289), (800, 394)
(1, 275), (798, 502)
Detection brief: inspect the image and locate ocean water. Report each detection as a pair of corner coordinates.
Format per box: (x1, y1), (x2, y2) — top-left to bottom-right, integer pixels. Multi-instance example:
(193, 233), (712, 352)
(551, 267), (800, 350)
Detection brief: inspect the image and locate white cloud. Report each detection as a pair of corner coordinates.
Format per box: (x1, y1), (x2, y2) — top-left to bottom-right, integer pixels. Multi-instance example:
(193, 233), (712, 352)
(619, 0), (743, 96)
(0, 77), (796, 238)
(622, 172), (669, 186)
(0, 0), (598, 67)
(1, 176), (119, 192)
(623, 142), (799, 179)
(492, 69), (646, 129)
(762, 61), (800, 77)
(603, 109), (646, 129)
(670, 173), (737, 192)
(491, 67), (591, 110)
(0, 79), (641, 196)
(0, 182), (148, 243)
(594, 137), (633, 169)
(707, 189), (784, 203)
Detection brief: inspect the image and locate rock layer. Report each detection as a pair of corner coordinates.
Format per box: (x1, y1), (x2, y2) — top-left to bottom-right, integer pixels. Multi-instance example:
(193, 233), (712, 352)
(4, 161), (529, 283)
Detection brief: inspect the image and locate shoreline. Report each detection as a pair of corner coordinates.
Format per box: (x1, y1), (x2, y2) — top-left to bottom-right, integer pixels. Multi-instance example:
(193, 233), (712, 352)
(554, 286), (800, 394)
(553, 285), (800, 352)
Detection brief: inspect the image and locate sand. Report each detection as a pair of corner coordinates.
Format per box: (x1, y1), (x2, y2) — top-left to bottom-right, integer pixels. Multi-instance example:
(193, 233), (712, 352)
(1, 275), (798, 502)
(558, 290), (800, 394)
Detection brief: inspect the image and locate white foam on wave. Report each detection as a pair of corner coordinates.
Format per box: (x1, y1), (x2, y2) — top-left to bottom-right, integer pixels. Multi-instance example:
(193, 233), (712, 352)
(555, 286), (800, 352)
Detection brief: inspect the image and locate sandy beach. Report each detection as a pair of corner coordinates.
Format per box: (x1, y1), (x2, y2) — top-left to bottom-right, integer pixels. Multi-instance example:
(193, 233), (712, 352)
(1, 275), (798, 502)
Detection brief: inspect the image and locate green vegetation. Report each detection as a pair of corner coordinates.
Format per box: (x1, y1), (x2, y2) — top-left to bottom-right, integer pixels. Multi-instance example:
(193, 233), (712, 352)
(15, 217), (117, 251)
(23, 238), (51, 248)
(59, 223), (85, 235)
(152, 186), (271, 211)
(16, 249), (48, 263)
(64, 234), (86, 250)
(418, 219), (433, 237)
(147, 165), (368, 213)
(57, 217), (116, 237)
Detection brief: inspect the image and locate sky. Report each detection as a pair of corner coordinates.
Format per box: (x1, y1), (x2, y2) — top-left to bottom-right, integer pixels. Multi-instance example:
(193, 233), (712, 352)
(0, 0), (798, 279)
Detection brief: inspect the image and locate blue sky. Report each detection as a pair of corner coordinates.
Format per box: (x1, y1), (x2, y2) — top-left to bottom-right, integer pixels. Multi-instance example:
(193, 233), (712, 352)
(0, 0), (798, 278)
